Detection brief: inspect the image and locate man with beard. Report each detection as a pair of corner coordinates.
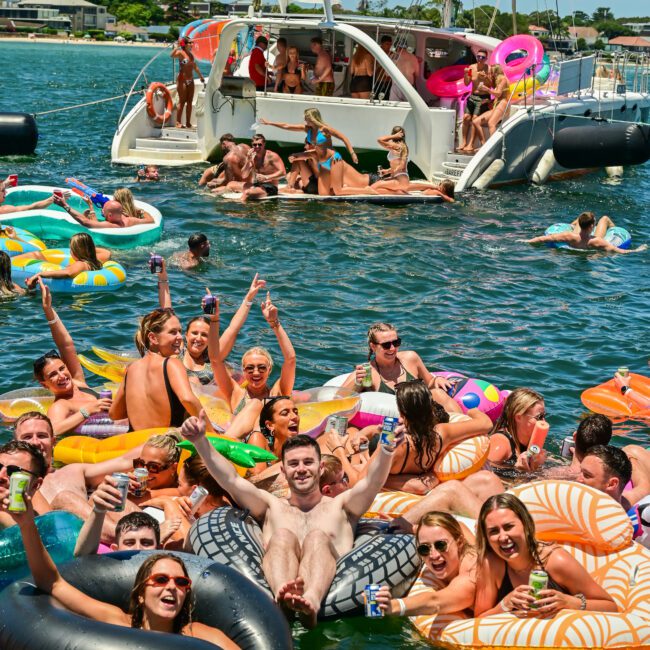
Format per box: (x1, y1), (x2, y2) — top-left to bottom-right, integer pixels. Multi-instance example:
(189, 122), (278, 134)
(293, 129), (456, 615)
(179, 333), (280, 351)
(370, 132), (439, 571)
(181, 410), (403, 628)
(171, 233), (211, 270)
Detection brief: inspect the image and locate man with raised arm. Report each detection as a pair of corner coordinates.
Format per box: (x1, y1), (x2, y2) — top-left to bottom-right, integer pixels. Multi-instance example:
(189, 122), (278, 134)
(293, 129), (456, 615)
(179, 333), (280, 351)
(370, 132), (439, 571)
(181, 410), (403, 628)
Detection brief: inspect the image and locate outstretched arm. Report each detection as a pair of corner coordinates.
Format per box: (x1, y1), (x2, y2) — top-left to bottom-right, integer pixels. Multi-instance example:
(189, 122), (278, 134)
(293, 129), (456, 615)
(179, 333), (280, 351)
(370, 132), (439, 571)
(437, 408), (492, 451)
(593, 239), (648, 254)
(207, 298), (240, 404)
(261, 291), (296, 396)
(156, 258), (172, 309)
(258, 118), (306, 132)
(526, 233), (571, 244)
(324, 126), (358, 164)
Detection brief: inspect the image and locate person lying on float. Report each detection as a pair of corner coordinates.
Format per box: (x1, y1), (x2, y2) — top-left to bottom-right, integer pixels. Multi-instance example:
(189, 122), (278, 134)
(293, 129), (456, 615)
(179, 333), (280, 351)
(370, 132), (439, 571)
(53, 192), (154, 228)
(181, 409), (404, 628)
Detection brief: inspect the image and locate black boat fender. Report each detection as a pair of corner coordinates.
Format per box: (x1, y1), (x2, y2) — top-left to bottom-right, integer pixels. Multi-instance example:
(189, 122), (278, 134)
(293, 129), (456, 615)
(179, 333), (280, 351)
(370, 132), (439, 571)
(0, 113), (38, 156)
(190, 506), (421, 620)
(0, 550), (293, 650)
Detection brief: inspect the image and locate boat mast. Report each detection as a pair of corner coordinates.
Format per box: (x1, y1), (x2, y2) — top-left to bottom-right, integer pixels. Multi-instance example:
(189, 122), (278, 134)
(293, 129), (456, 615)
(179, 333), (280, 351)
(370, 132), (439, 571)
(442, 0), (452, 28)
(511, 0), (517, 34)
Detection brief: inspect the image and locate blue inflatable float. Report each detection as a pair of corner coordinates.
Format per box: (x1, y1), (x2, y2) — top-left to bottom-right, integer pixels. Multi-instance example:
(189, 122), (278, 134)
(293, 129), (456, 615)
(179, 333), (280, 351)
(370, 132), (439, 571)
(544, 222), (632, 249)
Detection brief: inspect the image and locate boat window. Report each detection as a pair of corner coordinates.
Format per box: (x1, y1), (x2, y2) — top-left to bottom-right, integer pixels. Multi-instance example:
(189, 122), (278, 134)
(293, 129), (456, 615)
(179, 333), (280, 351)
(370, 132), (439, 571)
(423, 38), (469, 78)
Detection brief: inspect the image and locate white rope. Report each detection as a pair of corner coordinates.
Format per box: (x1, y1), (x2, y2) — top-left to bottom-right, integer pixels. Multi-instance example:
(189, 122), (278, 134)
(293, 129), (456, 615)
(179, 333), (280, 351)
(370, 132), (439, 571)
(34, 89), (148, 116)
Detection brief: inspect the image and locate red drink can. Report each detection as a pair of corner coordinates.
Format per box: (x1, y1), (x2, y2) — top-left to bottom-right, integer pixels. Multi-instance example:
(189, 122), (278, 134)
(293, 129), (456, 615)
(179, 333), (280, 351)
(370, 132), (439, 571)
(8, 174), (18, 187)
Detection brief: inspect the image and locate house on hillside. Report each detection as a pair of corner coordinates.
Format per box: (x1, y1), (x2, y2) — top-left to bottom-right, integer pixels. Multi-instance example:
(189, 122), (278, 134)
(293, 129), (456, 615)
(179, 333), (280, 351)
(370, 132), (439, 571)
(622, 23), (650, 36)
(16, 0), (111, 31)
(528, 25), (550, 38)
(608, 36), (650, 53)
(115, 21), (149, 41)
(568, 26), (599, 46)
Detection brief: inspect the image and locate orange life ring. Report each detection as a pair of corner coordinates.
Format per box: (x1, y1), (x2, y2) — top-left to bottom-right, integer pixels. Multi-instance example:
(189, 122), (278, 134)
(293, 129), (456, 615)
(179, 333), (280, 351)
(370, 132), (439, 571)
(145, 82), (173, 124)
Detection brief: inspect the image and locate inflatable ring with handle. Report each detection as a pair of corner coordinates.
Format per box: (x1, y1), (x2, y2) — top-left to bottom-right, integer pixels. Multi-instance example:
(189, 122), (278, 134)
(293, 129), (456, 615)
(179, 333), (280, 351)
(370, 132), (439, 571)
(146, 82), (174, 125)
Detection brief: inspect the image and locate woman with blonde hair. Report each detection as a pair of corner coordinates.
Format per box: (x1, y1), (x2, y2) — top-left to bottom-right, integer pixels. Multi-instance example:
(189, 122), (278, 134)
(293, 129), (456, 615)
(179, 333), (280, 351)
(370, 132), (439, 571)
(473, 64), (510, 146)
(110, 308), (215, 432)
(349, 44), (374, 99)
(487, 387), (547, 476)
(275, 46), (305, 94)
(113, 187), (154, 223)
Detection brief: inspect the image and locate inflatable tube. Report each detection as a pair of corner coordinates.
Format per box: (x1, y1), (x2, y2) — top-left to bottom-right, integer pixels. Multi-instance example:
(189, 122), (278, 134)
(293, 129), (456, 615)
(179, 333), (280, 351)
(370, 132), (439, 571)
(433, 433), (490, 481)
(544, 222), (632, 250)
(508, 53), (551, 98)
(289, 386), (360, 438)
(0, 386), (53, 422)
(0, 550), (293, 650)
(489, 35), (545, 83)
(190, 507), (420, 620)
(426, 64), (471, 98)
(0, 112), (38, 155)
(191, 19), (229, 63)
(0, 226), (46, 257)
(178, 436), (278, 468)
(180, 18), (208, 39)
(0, 511), (82, 591)
(78, 353), (129, 383)
(581, 373), (650, 419)
(2, 186), (163, 249)
(553, 123), (650, 170)
(11, 248), (127, 292)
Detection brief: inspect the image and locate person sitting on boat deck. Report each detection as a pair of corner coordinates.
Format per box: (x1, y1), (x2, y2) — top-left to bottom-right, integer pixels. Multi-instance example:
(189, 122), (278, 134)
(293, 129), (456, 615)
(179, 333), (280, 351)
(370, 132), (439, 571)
(377, 511), (477, 618)
(341, 322), (458, 407)
(0, 183), (54, 215)
(113, 187), (155, 223)
(136, 164), (159, 182)
(249, 35), (271, 91)
(0, 440), (48, 529)
(349, 44), (375, 99)
(109, 308), (216, 433)
(369, 127), (411, 193)
(282, 144), (320, 195)
(474, 493), (617, 617)
(275, 45), (306, 94)
(199, 133), (250, 189)
(310, 37), (335, 96)
(0, 250), (25, 296)
(473, 64), (509, 146)
(459, 49), (492, 153)
(171, 37), (205, 129)
(389, 44), (419, 102)
(372, 34), (393, 98)
(487, 387), (547, 478)
(3, 494), (240, 650)
(239, 134), (287, 201)
(182, 412), (404, 628)
(53, 193), (153, 228)
(526, 212), (647, 253)
(23, 233), (107, 289)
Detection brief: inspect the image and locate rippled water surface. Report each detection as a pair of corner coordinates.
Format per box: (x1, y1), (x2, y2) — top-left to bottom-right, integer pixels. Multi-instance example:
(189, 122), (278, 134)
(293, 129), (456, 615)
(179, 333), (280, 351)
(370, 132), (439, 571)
(1, 41), (649, 647)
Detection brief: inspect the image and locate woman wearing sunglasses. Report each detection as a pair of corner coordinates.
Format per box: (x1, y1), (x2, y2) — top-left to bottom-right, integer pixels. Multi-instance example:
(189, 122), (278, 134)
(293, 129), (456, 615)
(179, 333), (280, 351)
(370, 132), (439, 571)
(376, 511), (477, 617)
(32, 278), (113, 436)
(487, 388), (547, 477)
(2, 494), (238, 648)
(474, 493), (615, 617)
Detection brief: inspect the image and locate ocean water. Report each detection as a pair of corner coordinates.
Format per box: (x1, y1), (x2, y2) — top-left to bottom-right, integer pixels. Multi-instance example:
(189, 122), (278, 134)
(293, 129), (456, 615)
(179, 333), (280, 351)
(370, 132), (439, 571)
(0, 41), (649, 648)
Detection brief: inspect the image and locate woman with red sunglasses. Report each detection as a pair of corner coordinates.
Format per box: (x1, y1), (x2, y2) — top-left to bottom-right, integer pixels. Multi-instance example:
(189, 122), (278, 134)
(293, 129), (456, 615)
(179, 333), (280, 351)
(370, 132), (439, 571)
(1, 495), (239, 648)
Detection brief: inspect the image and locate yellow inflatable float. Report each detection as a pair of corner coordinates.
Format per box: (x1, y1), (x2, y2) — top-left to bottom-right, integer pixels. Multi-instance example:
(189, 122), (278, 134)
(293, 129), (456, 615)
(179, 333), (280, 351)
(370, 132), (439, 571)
(410, 480), (650, 650)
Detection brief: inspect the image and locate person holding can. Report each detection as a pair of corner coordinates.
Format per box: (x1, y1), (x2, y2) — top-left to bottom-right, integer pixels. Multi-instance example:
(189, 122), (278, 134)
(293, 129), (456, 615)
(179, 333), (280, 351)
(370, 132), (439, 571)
(473, 493), (616, 617)
(0, 182), (54, 215)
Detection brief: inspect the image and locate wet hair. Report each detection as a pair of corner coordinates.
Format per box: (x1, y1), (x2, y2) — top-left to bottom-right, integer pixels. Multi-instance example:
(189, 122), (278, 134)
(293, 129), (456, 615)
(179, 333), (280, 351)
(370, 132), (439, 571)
(134, 308), (178, 356)
(0, 250), (17, 296)
(416, 511), (472, 558)
(113, 188), (143, 220)
(259, 396), (293, 435)
(182, 453), (228, 500)
(219, 133), (235, 145)
(129, 553), (193, 632)
(187, 233), (208, 251)
(281, 433), (321, 463)
(252, 133), (266, 145)
(311, 36), (323, 46)
(439, 179), (455, 199)
(0, 440), (47, 479)
(69, 232), (102, 271)
(255, 35), (268, 46)
(241, 346), (274, 373)
(396, 380), (447, 471)
(583, 444), (631, 490)
(116, 512), (161, 546)
(144, 430), (182, 465)
(33, 349), (62, 382)
(14, 411), (54, 439)
(366, 322), (397, 360)
(476, 493), (546, 568)
(578, 211), (596, 229)
(575, 414), (612, 457)
(319, 454), (343, 489)
(489, 387), (544, 456)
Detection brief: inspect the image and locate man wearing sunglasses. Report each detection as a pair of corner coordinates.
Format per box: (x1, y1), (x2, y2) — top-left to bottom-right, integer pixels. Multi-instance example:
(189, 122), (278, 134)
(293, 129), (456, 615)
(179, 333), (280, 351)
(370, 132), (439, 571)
(182, 409), (404, 629)
(0, 440), (48, 529)
(460, 48), (492, 153)
(240, 134), (286, 202)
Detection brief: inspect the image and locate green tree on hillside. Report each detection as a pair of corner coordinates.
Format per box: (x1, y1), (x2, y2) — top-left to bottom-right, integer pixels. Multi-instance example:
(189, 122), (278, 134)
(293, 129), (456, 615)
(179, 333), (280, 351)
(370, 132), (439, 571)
(595, 20), (633, 39)
(166, 0), (193, 24)
(592, 7), (613, 22)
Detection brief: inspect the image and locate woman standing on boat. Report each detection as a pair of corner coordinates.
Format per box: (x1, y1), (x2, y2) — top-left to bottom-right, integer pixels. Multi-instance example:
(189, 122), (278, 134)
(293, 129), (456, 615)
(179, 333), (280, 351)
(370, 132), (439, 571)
(171, 38), (205, 129)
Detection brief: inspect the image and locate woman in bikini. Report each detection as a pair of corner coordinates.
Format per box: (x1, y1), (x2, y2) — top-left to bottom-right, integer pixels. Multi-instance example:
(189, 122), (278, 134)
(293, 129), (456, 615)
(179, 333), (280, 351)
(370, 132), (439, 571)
(473, 64), (509, 146)
(171, 38), (205, 129)
(474, 493), (616, 617)
(109, 308), (215, 432)
(275, 46), (305, 94)
(349, 44), (374, 99)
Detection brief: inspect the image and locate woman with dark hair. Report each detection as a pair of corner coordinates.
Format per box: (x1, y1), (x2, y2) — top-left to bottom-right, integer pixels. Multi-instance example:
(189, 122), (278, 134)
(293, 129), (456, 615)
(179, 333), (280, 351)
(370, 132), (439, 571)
(474, 493), (616, 617)
(171, 37), (205, 129)
(2, 496), (238, 648)
(0, 250), (24, 296)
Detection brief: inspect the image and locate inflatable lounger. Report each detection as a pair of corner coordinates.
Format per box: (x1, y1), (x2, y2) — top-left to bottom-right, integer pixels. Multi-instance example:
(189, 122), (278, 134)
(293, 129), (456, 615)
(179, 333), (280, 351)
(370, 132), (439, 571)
(222, 190), (444, 205)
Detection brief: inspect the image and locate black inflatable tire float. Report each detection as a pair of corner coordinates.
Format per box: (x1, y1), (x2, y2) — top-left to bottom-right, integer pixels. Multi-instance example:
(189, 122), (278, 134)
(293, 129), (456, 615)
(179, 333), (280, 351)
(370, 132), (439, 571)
(0, 113), (38, 156)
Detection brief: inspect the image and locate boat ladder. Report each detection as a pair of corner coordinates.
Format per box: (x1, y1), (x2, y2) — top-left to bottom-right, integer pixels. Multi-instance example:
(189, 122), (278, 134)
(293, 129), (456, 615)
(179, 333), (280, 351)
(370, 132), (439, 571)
(128, 126), (204, 164)
(430, 152), (472, 182)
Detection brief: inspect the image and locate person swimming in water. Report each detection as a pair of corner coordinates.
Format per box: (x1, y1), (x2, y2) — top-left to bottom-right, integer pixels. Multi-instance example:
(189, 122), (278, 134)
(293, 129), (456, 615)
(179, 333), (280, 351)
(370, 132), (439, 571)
(171, 38), (205, 129)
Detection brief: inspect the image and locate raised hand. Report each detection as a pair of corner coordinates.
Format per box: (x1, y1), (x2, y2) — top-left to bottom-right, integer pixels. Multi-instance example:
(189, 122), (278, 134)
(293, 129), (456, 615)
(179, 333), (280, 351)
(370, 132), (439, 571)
(261, 290), (278, 323)
(90, 475), (123, 512)
(246, 272), (267, 302)
(181, 409), (208, 443)
(38, 276), (52, 310)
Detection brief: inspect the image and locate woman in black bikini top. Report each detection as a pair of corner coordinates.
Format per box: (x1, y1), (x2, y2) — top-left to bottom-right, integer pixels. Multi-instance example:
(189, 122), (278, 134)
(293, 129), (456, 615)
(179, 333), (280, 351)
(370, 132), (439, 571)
(277, 46), (304, 94)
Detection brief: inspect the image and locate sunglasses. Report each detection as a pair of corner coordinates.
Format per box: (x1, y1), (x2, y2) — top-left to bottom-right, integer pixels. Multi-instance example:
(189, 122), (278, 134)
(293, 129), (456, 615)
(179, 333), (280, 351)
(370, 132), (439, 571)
(133, 459), (171, 474)
(378, 338), (402, 350)
(416, 540), (449, 556)
(0, 463), (37, 478)
(529, 412), (547, 421)
(147, 573), (192, 590)
(244, 364), (268, 373)
(33, 348), (61, 373)
(476, 55), (487, 60)
(252, 143), (264, 148)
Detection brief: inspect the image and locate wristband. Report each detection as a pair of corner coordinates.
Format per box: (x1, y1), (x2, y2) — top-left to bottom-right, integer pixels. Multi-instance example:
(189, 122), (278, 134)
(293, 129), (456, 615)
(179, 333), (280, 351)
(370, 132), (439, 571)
(79, 408), (90, 419)
(244, 300), (253, 307)
(380, 445), (395, 455)
(575, 593), (587, 610)
(396, 598), (406, 616)
(93, 505), (107, 514)
(331, 446), (344, 453)
(268, 319), (280, 329)
(47, 316), (59, 325)
(499, 598), (512, 612)
(157, 280), (169, 284)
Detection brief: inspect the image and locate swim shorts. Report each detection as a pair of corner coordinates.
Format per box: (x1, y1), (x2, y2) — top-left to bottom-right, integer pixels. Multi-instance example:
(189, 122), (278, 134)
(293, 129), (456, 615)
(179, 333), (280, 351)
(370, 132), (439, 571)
(465, 94), (492, 116)
(253, 182), (278, 196)
(316, 82), (334, 97)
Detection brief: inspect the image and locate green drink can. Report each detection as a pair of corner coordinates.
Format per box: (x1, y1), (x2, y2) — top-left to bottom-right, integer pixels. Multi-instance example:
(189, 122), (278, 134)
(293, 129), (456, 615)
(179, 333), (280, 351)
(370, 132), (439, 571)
(8, 471), (31, 512)
(617, 367), (629, 378)
(529, 570), (548, 608)
(361, 363), (373, 389)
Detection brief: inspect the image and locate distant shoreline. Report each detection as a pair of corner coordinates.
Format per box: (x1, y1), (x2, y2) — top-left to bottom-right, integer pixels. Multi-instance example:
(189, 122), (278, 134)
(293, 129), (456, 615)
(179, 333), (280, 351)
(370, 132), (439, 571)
(0, 35), (166, 48)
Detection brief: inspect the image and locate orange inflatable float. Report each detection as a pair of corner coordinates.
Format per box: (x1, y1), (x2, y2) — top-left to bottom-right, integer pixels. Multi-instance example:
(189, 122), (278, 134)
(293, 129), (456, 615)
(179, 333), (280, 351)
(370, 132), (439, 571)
(581, 373), (650, 419)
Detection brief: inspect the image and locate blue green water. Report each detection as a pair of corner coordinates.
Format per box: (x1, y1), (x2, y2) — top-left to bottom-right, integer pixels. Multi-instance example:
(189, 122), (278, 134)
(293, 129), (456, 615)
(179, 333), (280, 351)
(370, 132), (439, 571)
(1, 41), (649, 648)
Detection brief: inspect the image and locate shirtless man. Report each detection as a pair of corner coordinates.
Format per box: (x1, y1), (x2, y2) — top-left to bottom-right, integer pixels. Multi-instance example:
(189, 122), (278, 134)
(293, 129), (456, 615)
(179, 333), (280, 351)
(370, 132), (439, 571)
(526, 212), (647, 253)
(181, 411), (403, 627)
(460, 49), (492, 152)
(240, 134), (286, 202)
(170, 232), (210, 270)
(53, 194), (154, 228)
(389, 45), (419, 102)
(199, 134), (250, 188)
(0, 183), (54, 215)
(310, 37), (334, 96)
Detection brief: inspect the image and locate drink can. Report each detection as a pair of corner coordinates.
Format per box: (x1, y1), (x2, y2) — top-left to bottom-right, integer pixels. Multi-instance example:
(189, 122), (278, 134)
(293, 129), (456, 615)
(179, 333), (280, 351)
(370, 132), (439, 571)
(99, 389), (112, 400)
(133, 468), (149, 498)
(379, 416), (398, 447)
(361, 363), (373, 389)
(618, 367), (629, 378)
(326, 415), (348, 437)
(8, 471), (31, 512)
(560, 436), (573, 458)
(203, 294), (217, 315)
(149, 254), (163, 274)
(8, 174), (18, 187)
(112, 472), (130, 512)
(364, 583), (383, 618)
(529, 570), (548, 608)
(189, 485), (209, 514)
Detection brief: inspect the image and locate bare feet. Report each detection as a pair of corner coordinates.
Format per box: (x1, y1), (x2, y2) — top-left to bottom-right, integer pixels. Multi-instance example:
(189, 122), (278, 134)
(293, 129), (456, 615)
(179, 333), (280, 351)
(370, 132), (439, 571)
(277, 577), (305, 604)
(287, 591), (319, 629)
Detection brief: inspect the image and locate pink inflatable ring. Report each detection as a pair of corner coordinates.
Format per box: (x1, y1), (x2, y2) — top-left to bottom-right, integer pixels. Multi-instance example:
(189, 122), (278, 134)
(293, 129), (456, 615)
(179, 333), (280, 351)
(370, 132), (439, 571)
(426, 64), (472, 98)
(489, 34), (544, 82)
